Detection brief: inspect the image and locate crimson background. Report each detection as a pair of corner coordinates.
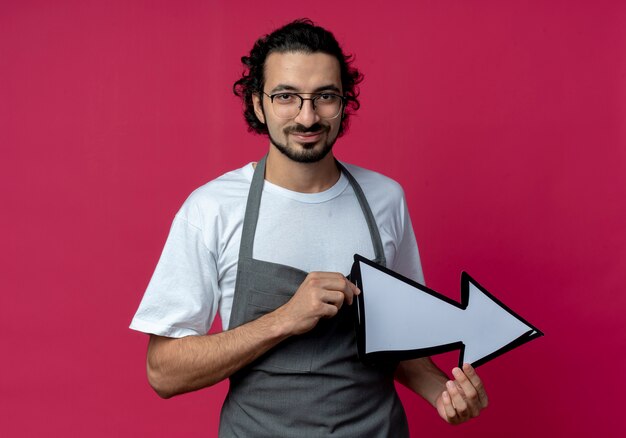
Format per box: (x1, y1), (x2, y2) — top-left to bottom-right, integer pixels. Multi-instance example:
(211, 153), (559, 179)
(2, 1), (625, 436)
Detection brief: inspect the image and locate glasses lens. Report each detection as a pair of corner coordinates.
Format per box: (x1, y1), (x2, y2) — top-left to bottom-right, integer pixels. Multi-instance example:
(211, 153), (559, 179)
(271, 94), (300, 118)
(314, 94), (342, 119)
(270, 93), (343, 119)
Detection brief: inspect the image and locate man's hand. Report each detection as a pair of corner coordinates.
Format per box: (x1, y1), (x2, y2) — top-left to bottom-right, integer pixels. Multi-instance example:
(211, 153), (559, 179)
(435, 363), (489, 425)
(274, 272), (360, 336)
(146, 271), (359, 398)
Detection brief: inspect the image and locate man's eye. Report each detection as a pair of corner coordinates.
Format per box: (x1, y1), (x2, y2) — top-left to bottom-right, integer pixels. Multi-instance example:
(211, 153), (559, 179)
(317, 94), (338, 102)
(275, 94), (296, 102)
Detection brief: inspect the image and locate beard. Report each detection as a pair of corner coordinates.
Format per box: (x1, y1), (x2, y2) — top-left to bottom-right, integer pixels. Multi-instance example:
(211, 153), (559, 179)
(268, 122), (337, 163)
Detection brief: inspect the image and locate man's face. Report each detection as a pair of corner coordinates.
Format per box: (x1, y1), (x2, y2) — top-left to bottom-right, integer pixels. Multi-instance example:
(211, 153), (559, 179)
(253, 52), (343, 163)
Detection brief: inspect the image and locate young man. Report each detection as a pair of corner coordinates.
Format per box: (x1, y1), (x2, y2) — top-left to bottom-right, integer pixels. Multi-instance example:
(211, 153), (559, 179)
(131, 19), (488, 436)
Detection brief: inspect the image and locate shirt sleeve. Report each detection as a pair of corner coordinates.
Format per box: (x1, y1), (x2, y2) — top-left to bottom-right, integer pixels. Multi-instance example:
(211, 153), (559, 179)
(391, 195), (426, 286)
(129, 214), (220, 338)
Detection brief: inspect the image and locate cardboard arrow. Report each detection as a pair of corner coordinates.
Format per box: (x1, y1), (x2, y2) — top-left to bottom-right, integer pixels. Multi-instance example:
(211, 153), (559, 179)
(350, 254), (543, 368)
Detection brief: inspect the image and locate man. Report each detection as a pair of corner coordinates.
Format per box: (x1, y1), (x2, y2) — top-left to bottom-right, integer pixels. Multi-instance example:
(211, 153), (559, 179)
(131, 19), (488, 436)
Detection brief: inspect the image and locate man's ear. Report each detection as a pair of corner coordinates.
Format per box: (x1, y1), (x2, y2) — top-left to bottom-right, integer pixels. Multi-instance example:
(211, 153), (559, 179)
(252, 93), (266, 124)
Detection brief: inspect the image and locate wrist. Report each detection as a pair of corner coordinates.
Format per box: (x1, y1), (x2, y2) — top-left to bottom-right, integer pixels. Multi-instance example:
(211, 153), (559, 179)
(260, 307), (294, 341)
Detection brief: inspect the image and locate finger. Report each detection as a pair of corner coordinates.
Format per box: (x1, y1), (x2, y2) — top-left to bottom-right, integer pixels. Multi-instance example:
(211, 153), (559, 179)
(322, 290), (345, 310)
(350, 283), (361, 302)
(440, 390), (458, 424)
(309, 271), (347, 281)
(452, 367), (480, 417)
(349, 279), (361, 296)
(321, 275), (357, 305)
(309, 273), (349, 290)
(308, 273), (359, 305)
(341, 280), (358, 305)
(446, 380), (470, 421)
(320, 302), (340, 318)
(462, 363), (489, 408)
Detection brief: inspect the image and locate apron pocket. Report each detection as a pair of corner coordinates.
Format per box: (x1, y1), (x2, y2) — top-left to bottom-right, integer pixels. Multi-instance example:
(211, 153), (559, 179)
(247, 289), (291, 311)
(246, 288), (318, 373)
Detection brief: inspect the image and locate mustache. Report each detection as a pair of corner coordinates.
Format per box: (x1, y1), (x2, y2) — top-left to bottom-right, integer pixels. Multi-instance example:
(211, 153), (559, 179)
(284, 123), (329, 135)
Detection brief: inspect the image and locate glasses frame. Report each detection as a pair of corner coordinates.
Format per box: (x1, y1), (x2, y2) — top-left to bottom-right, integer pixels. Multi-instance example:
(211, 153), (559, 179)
(262, 91), (347, 120)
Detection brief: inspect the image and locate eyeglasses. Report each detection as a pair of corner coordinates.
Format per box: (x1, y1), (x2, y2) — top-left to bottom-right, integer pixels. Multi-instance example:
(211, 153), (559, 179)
(262, 92), (346, 119)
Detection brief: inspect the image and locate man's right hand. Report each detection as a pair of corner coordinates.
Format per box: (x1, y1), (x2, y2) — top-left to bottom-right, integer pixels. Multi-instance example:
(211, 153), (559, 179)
(146, 272), (359, 398)
(274, 272), (360, 336)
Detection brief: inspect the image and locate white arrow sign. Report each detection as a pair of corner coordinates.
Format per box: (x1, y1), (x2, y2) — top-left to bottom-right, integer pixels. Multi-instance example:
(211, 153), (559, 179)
(350, 255), (543, 368)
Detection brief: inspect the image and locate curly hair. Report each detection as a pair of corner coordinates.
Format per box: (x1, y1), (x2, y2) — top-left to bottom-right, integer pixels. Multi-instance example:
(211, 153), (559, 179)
(233, 18), (363, 137)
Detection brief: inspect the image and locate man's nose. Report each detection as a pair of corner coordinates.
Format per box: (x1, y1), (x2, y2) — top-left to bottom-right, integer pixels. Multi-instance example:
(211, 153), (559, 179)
(293, 99), (320, 127)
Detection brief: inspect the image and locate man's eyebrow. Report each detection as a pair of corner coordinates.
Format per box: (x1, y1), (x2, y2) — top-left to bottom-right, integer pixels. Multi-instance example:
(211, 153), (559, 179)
(312, 85), (342, 93)
(269, 84), (342, 94)
(270, 84), (299, 93)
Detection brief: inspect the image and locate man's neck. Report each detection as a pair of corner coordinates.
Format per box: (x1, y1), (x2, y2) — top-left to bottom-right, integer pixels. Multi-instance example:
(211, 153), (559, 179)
(264, 146), (340, 193)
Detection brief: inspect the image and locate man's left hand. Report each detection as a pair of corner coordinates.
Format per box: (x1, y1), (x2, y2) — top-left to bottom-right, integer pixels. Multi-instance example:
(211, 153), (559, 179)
(435, 363), (489, 425)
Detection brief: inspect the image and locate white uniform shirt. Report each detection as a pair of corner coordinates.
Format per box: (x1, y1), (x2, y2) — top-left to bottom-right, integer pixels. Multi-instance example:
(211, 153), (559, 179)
(130, 162), (424, 337)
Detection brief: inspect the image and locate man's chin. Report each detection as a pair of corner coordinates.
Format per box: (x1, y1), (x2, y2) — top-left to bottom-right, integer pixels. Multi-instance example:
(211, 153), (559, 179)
(295, 141), (319, 151)
(271, 139), (333, 164)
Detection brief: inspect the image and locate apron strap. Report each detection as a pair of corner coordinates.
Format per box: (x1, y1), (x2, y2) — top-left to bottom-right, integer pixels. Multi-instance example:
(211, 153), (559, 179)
(335, 160), (386, 267)
(238, 155), (267, 260)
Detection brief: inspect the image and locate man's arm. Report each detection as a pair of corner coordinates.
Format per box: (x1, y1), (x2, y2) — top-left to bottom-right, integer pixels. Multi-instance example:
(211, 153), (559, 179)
(147, 272), (359, 398)
(395, 358), (489, 425)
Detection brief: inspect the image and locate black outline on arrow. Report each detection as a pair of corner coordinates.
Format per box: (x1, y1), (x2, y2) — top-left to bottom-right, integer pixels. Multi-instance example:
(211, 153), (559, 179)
(350, 254), (544, 368)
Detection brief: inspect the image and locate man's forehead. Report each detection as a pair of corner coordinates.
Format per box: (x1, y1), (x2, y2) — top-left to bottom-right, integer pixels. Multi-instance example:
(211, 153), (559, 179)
(263, 51), (342, 91)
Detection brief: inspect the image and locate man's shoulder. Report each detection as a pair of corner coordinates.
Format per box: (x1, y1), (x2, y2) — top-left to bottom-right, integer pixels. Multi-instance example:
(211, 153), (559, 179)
(176, 163), (253, 226)
(190, 163), (253, 201)
(341, 162), (405, 200)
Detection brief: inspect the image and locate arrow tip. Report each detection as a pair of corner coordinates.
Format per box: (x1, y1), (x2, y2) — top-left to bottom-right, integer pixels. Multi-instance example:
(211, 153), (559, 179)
(460, 272), (544, 367)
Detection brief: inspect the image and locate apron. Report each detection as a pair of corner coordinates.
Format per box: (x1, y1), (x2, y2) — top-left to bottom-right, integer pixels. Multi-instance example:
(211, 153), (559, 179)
(219, 156), (409, 437)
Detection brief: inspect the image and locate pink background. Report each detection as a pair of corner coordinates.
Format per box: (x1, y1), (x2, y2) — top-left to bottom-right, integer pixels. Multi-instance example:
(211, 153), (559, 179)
(2, 1), (625, 436)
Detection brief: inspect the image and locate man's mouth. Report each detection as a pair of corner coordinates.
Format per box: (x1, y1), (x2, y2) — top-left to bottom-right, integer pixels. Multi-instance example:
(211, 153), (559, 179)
(291, 130), (323, 143)
(286, 124), (328, 144)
